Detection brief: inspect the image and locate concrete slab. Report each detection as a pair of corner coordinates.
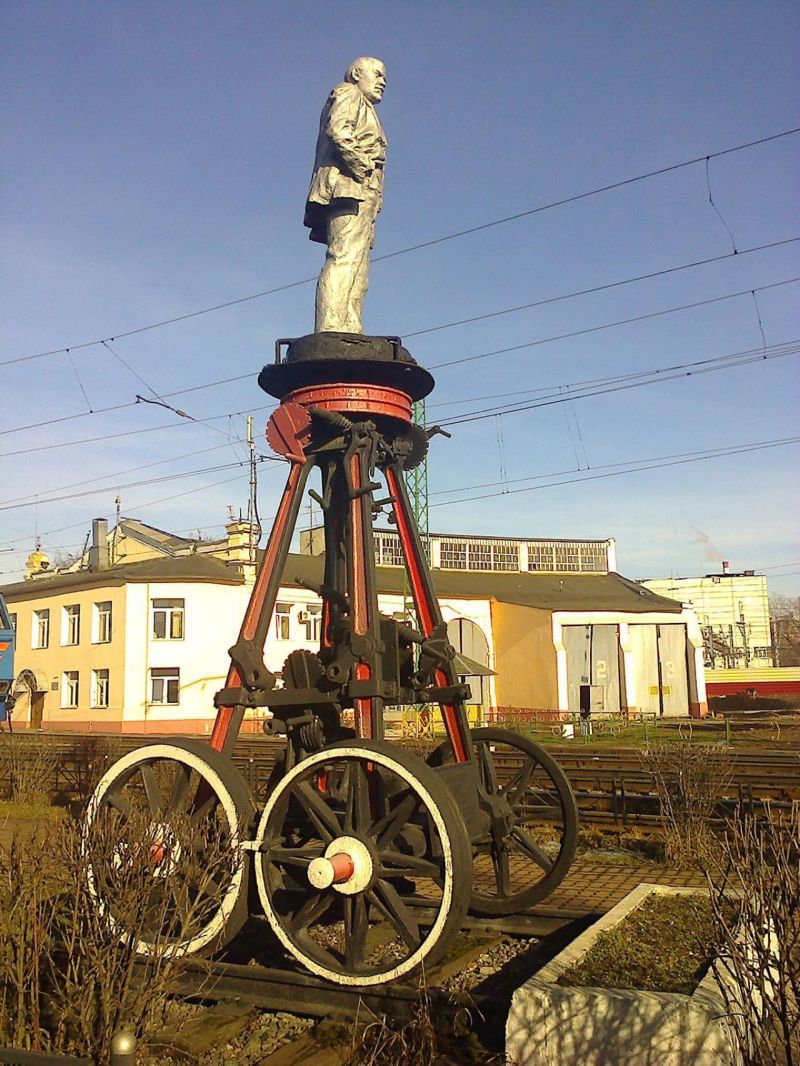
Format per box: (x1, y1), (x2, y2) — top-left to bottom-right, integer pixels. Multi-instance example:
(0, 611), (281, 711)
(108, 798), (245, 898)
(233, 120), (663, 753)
(506, 882), (741, 1066)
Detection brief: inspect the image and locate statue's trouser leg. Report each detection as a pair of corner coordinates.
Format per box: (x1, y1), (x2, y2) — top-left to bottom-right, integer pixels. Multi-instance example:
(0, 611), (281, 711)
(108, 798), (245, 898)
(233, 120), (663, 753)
(315, 196), (376, 333)
(347, 193), (379, 331)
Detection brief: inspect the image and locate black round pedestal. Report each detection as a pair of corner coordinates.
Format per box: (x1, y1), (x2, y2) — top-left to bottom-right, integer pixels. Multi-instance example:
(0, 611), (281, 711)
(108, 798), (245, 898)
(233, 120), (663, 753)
(258, 333), (435, 402)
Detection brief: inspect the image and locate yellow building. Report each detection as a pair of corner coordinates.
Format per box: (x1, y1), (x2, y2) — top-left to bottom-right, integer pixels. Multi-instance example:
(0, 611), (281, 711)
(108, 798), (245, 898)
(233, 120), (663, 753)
(2, 517), (705, 733)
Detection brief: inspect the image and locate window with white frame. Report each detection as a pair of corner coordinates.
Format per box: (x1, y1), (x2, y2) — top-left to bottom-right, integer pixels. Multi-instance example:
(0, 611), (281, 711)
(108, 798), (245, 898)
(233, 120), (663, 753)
(300, 605), (322, 642)
(93, 600), (112, 644)
(62, 604), (81, 645)
(32, 609), (50, 649)
(91, 668), (110, 708)
(149, 667), (180, 705)
(275, 602), (291, 640)
(62, 670), (79, 708)
(151, 598), (184, 640)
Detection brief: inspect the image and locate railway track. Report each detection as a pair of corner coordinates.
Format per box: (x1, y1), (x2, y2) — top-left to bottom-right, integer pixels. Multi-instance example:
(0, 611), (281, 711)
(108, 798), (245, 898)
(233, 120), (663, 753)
(2, 730), (798, 828)
(166, 906), (583, 1021)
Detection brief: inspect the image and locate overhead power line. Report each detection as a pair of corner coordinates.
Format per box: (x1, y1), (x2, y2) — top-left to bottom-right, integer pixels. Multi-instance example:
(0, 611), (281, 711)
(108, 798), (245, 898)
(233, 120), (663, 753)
(0, 471), (251, 552)
(427, 276), (800, 374)
(3, 126), (798, 368)
(0, 403), (275, 459)
(404, 237), (800, 339)
(432, 435), (800, 508)
(437, 339), (800, 428)
(3, 266), (798, 444)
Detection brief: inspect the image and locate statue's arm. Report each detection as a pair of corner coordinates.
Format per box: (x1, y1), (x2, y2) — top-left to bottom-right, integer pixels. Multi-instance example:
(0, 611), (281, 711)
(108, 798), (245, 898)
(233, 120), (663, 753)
(324, 84), (373, 183)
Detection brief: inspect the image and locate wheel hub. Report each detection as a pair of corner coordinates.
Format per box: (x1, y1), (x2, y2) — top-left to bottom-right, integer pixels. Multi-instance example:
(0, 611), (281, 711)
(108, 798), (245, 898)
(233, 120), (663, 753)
(307, 835), (373, 895)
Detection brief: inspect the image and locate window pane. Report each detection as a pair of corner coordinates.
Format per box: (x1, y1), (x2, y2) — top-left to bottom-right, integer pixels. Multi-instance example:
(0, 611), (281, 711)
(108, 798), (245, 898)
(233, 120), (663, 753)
(153, 612), (166, 639)
(170, 611), (184, 639)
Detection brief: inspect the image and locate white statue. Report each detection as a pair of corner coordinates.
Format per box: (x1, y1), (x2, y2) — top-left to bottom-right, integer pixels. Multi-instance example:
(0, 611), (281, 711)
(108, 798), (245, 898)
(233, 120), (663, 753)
(304, 57), (387, 334)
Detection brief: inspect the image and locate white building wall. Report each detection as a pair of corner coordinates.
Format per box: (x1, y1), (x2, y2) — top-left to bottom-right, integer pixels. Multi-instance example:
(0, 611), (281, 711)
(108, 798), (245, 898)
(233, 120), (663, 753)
(119, 579), (497, 729)
(552, 608), (706, 717)
(641, 575), (771, 663)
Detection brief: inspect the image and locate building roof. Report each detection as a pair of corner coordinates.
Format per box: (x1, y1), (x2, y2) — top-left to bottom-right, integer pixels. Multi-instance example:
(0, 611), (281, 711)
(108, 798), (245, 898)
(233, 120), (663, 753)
(284, 553), (682, 613)
(0, 553), (245, 600)
(2, 548), (682, 615)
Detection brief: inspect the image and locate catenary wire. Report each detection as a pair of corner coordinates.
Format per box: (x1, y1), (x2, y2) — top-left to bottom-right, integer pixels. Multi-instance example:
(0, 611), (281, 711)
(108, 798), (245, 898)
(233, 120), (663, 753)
(403, 237), (800, 339)
(0, 404), (276, 459)
(426, 276), (800, 374)
(4, 126), (798, 367)
(3, 269), (798, 443)
(0, 442), (235, 507)
(0, 472), (252, 551)
(437, 340), (800, 427)
(0, 456), (277, 513)
(431, 435), (800, 508)
(431, 436), (800, 497)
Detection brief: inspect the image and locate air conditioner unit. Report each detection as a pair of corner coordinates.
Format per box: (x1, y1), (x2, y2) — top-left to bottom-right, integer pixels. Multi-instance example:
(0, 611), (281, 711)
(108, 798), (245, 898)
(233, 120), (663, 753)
(297, 610), (310, 623)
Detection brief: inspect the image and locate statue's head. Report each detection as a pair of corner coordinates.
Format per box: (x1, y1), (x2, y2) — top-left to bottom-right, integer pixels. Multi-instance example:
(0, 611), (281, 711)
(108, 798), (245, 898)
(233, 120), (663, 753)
(345, 57), (387, 104)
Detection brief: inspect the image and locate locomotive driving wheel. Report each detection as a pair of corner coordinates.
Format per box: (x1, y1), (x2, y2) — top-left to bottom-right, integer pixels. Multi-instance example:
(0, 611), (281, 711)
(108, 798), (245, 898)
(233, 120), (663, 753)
(84, 738), (254, 957)
(254, 739), (472, 986)
(430, 728), (578, 916)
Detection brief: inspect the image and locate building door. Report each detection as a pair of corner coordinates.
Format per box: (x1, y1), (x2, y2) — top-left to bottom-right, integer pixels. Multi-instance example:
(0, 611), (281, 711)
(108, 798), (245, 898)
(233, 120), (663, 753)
(590, 624), (621, 713)
(564, 626), (591, 711)
(627, 625), (661, 715)
(657, 625), (690, 716)
(563, 625), (621, 713)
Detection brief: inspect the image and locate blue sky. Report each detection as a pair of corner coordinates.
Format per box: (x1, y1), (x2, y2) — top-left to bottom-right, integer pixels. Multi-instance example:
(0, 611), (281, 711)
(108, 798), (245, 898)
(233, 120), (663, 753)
(1, 1), (798, 593)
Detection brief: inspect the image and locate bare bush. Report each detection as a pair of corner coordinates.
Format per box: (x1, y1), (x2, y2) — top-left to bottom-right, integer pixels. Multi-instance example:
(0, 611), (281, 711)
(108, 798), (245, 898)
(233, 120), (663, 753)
(0, 801), (241, 1061)
(345, 984), (438, 1066)
(0, 734), (60, 806)
(707, 802), (800, 1066)
(640, 743), (732, 867)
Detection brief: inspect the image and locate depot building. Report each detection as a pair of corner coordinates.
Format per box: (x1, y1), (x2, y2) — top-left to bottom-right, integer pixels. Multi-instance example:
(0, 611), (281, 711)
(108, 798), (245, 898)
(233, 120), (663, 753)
(0, 519), (706, 734)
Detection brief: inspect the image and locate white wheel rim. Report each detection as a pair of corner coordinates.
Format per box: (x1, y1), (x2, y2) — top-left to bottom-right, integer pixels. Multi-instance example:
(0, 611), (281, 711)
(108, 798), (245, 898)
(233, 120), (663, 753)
(254, 745), (456, 987)
(85, 744), (245, 958)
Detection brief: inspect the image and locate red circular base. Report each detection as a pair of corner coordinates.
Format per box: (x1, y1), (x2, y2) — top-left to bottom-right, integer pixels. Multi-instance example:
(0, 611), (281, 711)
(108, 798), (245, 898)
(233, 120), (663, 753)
(285, 382), (413, 424)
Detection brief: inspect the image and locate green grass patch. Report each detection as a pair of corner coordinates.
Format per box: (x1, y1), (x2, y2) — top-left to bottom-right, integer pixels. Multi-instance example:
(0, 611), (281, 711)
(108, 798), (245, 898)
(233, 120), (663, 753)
(0, 800), (66, 822)
(559, 893), (718, 995)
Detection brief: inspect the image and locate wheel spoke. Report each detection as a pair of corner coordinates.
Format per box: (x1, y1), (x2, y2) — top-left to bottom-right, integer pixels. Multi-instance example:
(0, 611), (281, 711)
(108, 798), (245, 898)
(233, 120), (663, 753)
(371, 791), (418, 848)
(344, 895), (368, 969)
(105, 790), (132, 820)
(292, 781), (341, 842)
(139, 764), (163, 817)
(344, 761), (371, 834)
(510, 826), (554, 872)
(379, 849), (443, 883)
(189, 794), (217, 825)
(169, 763), (193, 811)
(477, 743), (500, 794)
(368, 880), (421, 950)
(269, 846), (320, 869)
(505, 759), (536, 803)
(492, 845), (512, 897)
(290, 889), (335, 935)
